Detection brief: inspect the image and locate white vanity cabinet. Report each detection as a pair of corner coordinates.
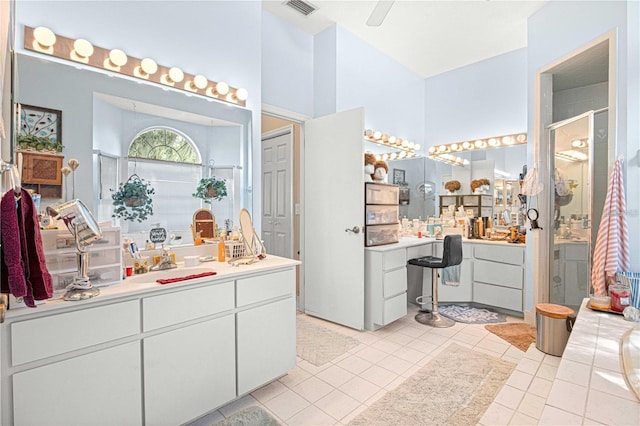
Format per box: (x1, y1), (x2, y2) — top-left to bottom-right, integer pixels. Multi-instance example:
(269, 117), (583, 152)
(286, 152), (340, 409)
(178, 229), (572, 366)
(434, 242), (473, 302)
(365, 247), (408, 330)
(1, 259), (298, 426)
(472, 243), (525, 312)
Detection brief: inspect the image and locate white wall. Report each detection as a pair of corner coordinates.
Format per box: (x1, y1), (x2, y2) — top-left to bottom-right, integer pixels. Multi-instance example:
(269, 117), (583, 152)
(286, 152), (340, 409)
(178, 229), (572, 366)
(425, 48), (528, 146)
(261, 10), (313, 117)
(14, 0), (263, 225)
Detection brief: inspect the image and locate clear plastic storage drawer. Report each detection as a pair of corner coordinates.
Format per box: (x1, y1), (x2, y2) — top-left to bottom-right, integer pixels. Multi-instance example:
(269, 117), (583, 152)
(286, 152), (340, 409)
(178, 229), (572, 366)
(365, 224), (400, 247)
(366, 205), (399, 225)
(365, 183), (399, 205)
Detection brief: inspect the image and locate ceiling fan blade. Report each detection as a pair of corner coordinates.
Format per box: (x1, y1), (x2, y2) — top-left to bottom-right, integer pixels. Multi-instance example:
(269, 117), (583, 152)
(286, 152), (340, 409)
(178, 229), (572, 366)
(366, 0), (395, 27)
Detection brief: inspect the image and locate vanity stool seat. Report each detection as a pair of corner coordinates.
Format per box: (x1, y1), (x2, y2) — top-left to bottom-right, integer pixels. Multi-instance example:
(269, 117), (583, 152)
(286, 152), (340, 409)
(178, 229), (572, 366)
(408, 234), (463, 328)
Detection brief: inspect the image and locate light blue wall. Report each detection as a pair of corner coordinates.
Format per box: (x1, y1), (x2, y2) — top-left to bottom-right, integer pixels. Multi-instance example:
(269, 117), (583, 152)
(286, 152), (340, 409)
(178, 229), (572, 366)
(261, 10), (313, 117)
(335, 26), (425, 146)
(313, 26), (337, 118)
(424, 48), (528, 146)
(14, 0), (263, 220)
(526, 0), (640, 311)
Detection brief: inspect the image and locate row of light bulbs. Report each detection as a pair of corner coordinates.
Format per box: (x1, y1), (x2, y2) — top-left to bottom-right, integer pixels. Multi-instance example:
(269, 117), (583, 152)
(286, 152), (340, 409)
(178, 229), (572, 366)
(26, 26), (248, 105)
(364, 129), (421, 152)
(374, 151), (417, 162)
(427, 132), (527, 166)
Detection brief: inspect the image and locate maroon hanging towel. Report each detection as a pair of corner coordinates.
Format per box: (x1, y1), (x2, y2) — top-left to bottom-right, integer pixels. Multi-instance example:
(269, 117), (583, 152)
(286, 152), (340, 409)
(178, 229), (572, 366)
(1, 189), (53, 307)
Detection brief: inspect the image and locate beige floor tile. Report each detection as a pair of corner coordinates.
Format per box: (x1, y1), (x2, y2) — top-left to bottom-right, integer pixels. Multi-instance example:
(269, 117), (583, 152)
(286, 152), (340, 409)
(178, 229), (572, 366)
(584, 389), (640, 425)
(515, 357), (542, 376)
(590, 367), (637, 401)
(334, 355), (372, 376)
(539, 405), (584, 425)
(377, 353), (413, 375)
(353, 346), (388, 364)
(555, 358), (592, 387)
(338, 376), (381, 403)
(359, 364), (397, 388)
(478, 402), (515, 425)
(286, 404), (337, 426)
(505, 370), (534, 392)
(297, 359), (331, 375)
(517, 392), (546, 419)
(494, 385), (525, 409)
(251, 380), (288, 403)
(535, 363), (558, 381)
(509, 411), (538, 425)
(279, 366), (313, 388)
(382, 331), (415, 346)
(293, 376), (334, 403)
(392, 345), (429, 364)
(262, 389), (310, 421)
(545, 379), (587, 416)
(338, 403), (367, 424)
(527, 377), (553, 399)
(371, 338), (402, 354)
(314, 389), (361, 421)
(316, 364), (356, 388)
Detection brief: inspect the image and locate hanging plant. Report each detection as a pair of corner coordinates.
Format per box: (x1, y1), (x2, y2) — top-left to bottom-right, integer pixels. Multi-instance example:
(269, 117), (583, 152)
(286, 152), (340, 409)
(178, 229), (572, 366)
(193, 176), (227, 204)
(111, 174), (155, 222)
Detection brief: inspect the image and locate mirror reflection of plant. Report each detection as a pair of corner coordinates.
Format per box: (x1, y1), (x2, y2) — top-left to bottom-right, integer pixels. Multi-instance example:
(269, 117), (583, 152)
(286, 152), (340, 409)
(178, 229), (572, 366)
(193, 176), (227, 204)
(111, 174), (155, 222)
(17, 134), (63, 152)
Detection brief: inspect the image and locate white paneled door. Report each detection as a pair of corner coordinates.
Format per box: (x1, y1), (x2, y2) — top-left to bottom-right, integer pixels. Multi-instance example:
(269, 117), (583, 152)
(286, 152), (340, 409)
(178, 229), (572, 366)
(261, 126), (293, 258)
(304, 108), (365, 330)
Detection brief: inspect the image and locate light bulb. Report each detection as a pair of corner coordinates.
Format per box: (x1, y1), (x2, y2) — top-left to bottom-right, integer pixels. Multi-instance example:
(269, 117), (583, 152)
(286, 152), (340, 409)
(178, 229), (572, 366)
(109, 49), (128, 67)
(192, 75), (208, 90)
(474, 140), (484, 148)
(489, 138), (500, 146)
(73, 39), (93, 58)
(235, 88), (248, 101)
(33, 27), (56, 48)
(168, 67), (184, 83)
(399, 151), (407, 158)
(407, 142), (415, 149)
(388, 136), (396, 144)
(390, 152), (397, 160)
(429, 146), (436, 154)
(373, 131), (382, 140)
(517, 134), (527, 143)
(382, 153), (389, 161)
(414, 144), (421, 151)
(502, 136), (513, 145)
(402, 140), (409, 148)
(438, 145), (446, 152)
(375, 154), (381, 161)
(450, 143), (459, 151)
(462, 141), (472, 150)
(140, 58), (158, 75)
(215, 82), (229, 96)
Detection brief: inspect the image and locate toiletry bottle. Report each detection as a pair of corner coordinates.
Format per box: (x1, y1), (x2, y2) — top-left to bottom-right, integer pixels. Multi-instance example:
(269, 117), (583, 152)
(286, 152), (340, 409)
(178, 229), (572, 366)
(218, 237), (226, 262)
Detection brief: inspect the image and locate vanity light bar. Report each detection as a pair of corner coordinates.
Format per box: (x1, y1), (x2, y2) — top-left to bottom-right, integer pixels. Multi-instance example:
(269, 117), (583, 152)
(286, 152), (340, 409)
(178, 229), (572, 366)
(364, 129), (421, 155)
(374, 151), (417, 162)
(427, 132), (527, 163)
(429, 153), (470, 166)
(25, 26), (248, 107)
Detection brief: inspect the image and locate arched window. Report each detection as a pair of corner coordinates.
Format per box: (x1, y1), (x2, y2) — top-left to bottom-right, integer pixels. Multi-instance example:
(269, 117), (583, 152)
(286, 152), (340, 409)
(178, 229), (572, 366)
(129, 127), (200, 164)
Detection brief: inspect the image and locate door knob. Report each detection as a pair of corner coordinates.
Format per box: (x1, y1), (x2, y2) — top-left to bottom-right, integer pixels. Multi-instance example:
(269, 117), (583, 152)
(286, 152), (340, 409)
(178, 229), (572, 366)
(345, 226), (361, 234)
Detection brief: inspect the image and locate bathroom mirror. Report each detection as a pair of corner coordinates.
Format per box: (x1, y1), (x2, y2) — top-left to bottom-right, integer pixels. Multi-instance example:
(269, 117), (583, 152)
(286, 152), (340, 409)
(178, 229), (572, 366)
(13, 53), (252, 246)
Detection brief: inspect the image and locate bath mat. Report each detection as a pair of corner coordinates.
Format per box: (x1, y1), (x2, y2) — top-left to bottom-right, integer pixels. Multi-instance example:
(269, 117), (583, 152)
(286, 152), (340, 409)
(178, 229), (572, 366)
(214, 406), (281, 426)
(438, 304), (506, 324)
(348, 343), (515, 425)
(485, 323), (537, 352)
(296, 314), (360, 366)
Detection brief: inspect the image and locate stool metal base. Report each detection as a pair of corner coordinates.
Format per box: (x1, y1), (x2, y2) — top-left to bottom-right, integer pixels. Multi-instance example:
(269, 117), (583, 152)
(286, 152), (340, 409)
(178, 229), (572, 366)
(415, 312), (455, 328)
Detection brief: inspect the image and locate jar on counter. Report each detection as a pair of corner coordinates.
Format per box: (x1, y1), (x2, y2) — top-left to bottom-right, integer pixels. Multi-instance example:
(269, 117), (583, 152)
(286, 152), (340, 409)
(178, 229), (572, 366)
(609, 285), (631, 313)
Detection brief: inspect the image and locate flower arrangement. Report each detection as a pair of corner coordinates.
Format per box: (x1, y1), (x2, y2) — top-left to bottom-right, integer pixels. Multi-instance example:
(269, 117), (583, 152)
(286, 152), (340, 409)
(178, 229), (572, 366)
(444, 180), (461, 193)
(111, 174), (155, 222)
(193, 176), (228, 204)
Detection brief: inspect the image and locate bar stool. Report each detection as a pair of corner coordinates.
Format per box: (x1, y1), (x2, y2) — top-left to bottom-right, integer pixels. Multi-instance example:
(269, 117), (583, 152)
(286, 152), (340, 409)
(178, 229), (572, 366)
(408, 234), (463, 328)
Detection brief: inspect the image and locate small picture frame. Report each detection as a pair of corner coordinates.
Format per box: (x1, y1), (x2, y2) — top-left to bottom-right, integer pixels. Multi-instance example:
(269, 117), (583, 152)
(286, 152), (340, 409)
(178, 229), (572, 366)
(17, 104), (63, 153)
(393, 168), (405, 185)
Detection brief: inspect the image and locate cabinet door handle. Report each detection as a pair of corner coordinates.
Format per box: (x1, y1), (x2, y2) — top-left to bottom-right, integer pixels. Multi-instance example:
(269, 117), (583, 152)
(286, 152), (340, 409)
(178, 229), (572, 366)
(345, 226), (361, 234)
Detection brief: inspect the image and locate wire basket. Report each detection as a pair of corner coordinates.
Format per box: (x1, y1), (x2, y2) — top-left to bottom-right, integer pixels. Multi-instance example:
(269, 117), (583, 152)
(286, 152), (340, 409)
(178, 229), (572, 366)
(225, 240), (247, 259)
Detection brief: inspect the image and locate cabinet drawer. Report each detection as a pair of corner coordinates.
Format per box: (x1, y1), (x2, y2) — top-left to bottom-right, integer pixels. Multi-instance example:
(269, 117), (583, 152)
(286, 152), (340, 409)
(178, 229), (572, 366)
(407, 243), (432, 260)
(366, 224), (399, 247)
(474, 244), (524, 265)
(383, 248), (406, 271)
(474, 260), (523, 289)
(366, 204), (399, 225)
(143, 281), (234, 332)
(41, 228), (120, 252)
(46, 247), (120, 271)
(237, 269), (295, 307)
(383, 267), (407, 297)
(11, 300), (140, 365)
(383, 292), (407, 325)
(365, 183), (399, 205)
(473, 282), (522, 312)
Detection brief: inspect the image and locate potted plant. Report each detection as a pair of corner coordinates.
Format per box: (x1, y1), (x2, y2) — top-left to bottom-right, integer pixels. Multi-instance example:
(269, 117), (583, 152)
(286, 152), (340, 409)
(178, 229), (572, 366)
(17, 134), (63, 153)
(111, 174), (155, 222)
(193, 176), (227, 204)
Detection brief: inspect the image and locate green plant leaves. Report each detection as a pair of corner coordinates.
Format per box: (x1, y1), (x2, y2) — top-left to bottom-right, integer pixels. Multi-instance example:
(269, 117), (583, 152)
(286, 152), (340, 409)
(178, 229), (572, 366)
(192, 176), (227, 204)
(111, 174), (155, 222)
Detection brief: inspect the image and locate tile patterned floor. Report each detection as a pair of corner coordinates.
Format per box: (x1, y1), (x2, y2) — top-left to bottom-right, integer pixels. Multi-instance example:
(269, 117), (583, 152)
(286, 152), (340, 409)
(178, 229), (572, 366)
(187, 304), (637, 425)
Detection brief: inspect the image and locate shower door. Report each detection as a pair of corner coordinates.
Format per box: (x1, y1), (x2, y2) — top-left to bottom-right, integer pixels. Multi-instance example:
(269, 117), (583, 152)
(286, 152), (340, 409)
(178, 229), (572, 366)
(547, 111), (597, 312)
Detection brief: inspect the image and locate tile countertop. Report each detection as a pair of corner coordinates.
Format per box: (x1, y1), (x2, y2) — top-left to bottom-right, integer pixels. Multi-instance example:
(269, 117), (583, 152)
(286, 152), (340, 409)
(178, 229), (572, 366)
(365, 236), (524, 252)
(6, 255), (300, 319)
(540, 298), (640, 424)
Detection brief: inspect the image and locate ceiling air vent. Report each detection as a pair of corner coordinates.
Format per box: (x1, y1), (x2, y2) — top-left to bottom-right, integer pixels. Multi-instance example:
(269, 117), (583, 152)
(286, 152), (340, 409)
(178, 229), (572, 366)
(283, 0), (318, 17)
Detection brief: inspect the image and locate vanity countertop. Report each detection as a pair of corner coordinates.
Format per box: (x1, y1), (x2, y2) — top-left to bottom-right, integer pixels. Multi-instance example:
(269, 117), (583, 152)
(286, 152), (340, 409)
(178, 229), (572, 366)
(6, 255), (300, 319)
(365, 236), (523, 252)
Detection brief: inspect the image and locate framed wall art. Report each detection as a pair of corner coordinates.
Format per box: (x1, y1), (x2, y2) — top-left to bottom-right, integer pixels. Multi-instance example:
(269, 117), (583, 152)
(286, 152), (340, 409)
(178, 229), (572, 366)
(17, 103), (63, 153)
(392, 168), (405, 185)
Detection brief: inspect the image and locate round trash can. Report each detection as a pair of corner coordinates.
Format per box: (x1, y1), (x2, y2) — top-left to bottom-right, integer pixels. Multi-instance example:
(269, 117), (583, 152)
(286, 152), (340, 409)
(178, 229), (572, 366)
(535, 303), (576, 356)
